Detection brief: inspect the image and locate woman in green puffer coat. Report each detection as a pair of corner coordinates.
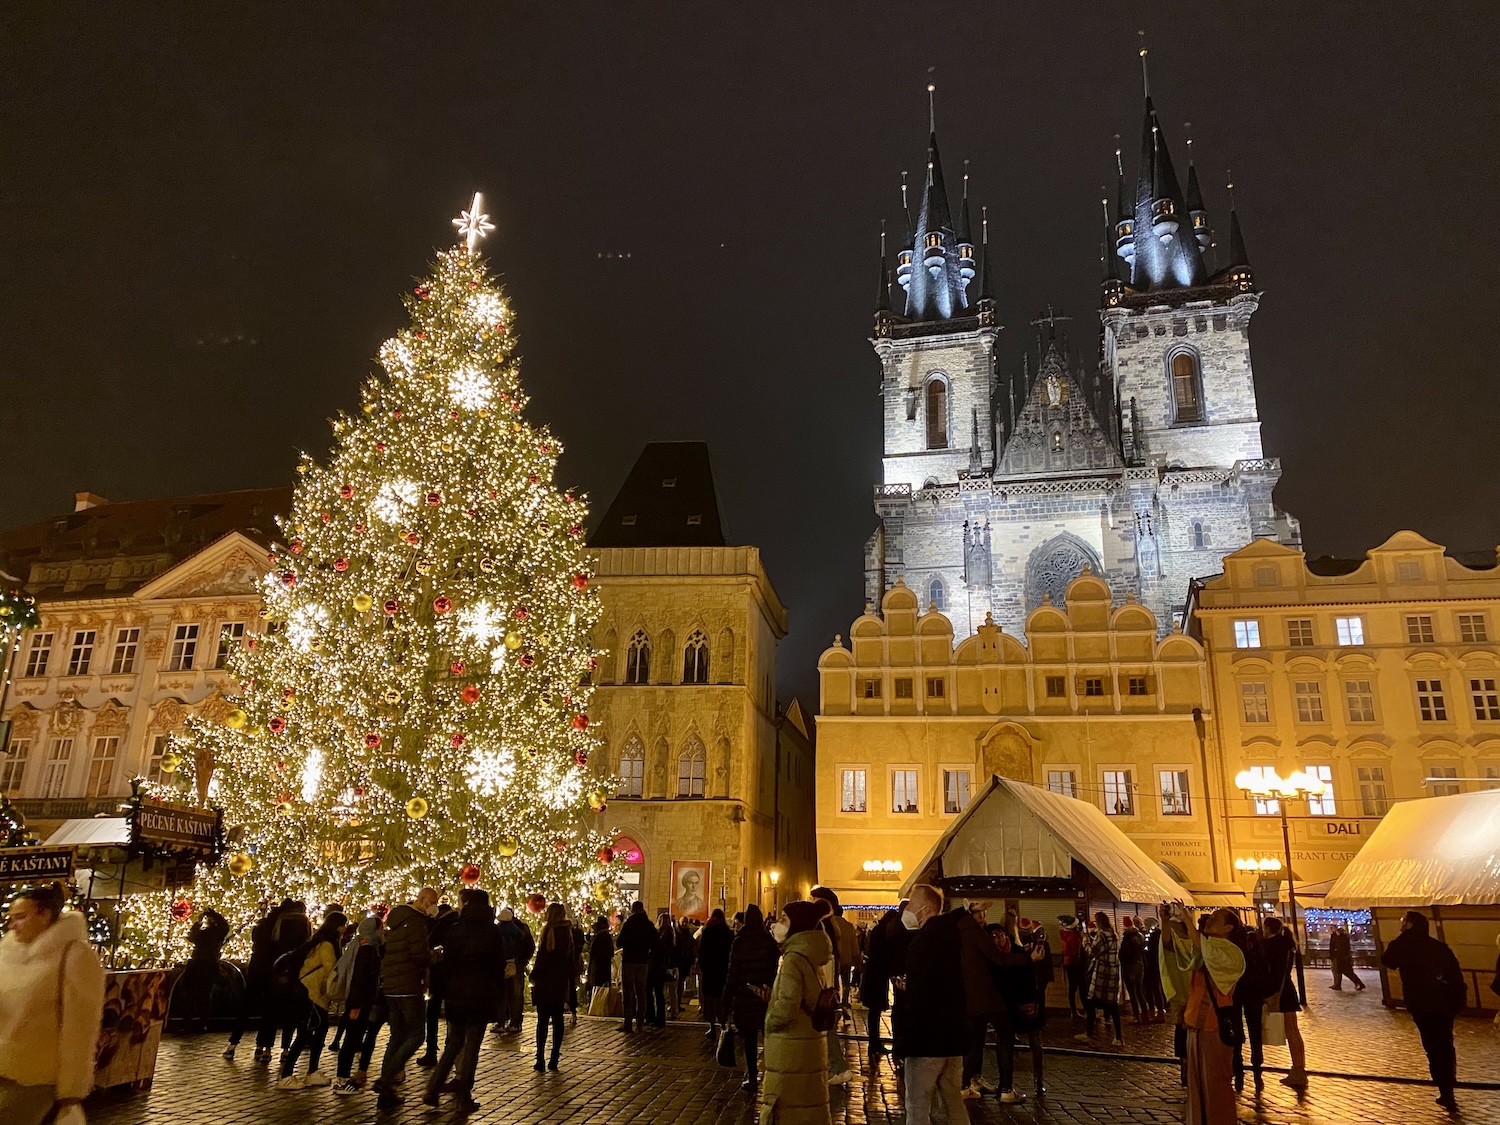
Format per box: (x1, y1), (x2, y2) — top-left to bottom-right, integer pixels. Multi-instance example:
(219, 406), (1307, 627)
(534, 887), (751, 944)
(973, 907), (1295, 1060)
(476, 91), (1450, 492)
(760, 900), (833, 1125)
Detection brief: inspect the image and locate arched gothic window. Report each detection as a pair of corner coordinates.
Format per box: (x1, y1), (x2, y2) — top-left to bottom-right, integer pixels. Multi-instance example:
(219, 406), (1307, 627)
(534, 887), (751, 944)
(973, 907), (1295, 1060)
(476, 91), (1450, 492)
(1192, 521), (1209, 549)
(1051, 431), (1064, 453)
(928, 579), (945, 612)
(682, 630), (710, 684)
(677, 738), (706, 798)
(625, 630), (651, 685)
(926, 378), (948, 449)
(618, 736), (645, 798)
(1171, 351), (1203, 423)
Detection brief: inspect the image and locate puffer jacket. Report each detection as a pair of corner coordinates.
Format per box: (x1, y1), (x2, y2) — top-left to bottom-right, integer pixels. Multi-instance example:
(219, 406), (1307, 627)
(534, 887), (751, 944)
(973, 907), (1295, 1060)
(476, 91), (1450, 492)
(722, 924), (781, 1033)
(440, 903), (508, 1024)
(299, 938), (339, 1011)
(760, 928), (833, 1125)
(380, 903), (432, 996)
(0, 912), (106, 1100)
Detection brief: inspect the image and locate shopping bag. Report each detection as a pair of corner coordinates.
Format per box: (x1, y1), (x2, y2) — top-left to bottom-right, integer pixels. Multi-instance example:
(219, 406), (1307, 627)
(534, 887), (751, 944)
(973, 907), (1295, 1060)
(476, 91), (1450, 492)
(1262, 1009), (1287, 1047)
(716, 1025), (738, 1067)
(588, 986), (611, 1017)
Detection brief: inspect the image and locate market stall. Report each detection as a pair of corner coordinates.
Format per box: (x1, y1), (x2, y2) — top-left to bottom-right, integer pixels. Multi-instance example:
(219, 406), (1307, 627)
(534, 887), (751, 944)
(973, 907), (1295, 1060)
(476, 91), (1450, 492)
(1323, 788), (1500, 1012)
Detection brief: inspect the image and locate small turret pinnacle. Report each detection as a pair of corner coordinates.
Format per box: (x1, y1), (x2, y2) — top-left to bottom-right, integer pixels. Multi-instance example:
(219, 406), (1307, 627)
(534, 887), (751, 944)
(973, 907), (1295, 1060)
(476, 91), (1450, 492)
(876, 220), (891, 312)
(979, 204), (993, 299)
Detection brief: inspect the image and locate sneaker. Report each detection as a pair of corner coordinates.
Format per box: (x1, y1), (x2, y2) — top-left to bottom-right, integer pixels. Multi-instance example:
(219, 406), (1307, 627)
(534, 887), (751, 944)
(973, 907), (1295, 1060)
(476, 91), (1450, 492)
(1280, 1071), (1308, 1089)
(828, 1070), (853, 1087)
(304, 1072), (331, 1088)
(416, 1053), (437, 1068)
(975, 1077), (996, 1093)
(253, 1047), (271, 1063)
(1111, 1037), (1124, 1047)
(332, 1080), (360, 1096)
(222, 1045), (236, 1060)
(1073, 1033), (1092, 1043)
(1034, 1084), (1046, 1098)
(999, 1089), (1025, 1104)
(960, 1084), (981, 1101)
(276, 1076), (306, 1091)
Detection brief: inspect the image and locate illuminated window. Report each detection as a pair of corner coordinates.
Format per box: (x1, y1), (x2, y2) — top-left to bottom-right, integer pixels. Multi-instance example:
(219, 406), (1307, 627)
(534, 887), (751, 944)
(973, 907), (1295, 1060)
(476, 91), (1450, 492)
(1405, 615), (1435, 645)
(892, 770), (918, 813)
(1051, 431), (1063, 453)
(840, 769), (867, 813)
(1286, 619), (1314, 647)
(676, 740), (705, 798)
(1344, 680), (1376, 723)
(625, 630), (651, 684)
(215, 622), (246, 670)
(67, 631), (96, 677)
(41, 738), (73, 799)
(1233, 620), (1261, 649)
(1103, 770), (1134, 816)
(87, 736), (119, 798)
(1459, 614), (1489, 643)
(1416, 679), (1448, 722)
(168, 624), (199, 672)
(0, 740), (29, 796)
(943, 769), (971, 814)
(1047, 770), (1077, 797)
(682, 630), (710, 684)
(1045, 675), (1067, 698)
(110, 628), (140, 675)
(1428, 765), (1461, 797)
(1357, 765), (1389, 816)
(23, 633), (53, 678)
(926, 379), (948, 449)
(1306, 765), (1337, 815)
(1293, 681), (1325, 723)
(1159, 770), (1191, 816)
(1246, 765), (1280, 815)
(1240, 682), (1270, 724)
(618, 738), (644, 798)
(928, 578), (945, 612)
(1335, 617), (1364, 646)
(1471, 678), (1500, 721)
(1171, 352), (1202, 422)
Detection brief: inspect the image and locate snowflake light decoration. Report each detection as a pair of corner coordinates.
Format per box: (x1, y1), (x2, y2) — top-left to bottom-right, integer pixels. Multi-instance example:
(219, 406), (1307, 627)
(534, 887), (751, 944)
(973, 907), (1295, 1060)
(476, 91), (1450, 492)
(468, 290), (506, 326)
(371, 479), (420, 524)
(537, 758), (584, 810)
(449, 366), (493, 411)
(286, 602), (330, 654)
(465, 748), (516, 796)
(458, 599), (505, 650)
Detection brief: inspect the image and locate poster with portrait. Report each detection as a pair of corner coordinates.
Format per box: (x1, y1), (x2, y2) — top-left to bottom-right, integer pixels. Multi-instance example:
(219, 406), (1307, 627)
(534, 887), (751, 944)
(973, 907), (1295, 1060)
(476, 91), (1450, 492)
(670, 860), (711, 922)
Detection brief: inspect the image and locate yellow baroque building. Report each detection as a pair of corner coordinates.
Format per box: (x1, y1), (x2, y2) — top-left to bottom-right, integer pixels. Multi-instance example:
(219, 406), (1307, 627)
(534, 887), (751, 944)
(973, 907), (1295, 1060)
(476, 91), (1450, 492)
(815, 571), (1226, 912)
(1187, 531), (1500, 906)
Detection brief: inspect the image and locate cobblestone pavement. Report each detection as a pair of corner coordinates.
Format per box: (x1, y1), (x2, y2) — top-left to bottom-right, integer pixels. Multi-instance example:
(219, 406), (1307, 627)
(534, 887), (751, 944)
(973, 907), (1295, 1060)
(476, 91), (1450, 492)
(88, 998), (1499, 1125)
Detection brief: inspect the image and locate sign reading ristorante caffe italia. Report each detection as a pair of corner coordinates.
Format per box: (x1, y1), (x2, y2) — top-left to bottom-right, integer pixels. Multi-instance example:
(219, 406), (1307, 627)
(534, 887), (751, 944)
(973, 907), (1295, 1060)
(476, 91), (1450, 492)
(131, 801), (221, 852)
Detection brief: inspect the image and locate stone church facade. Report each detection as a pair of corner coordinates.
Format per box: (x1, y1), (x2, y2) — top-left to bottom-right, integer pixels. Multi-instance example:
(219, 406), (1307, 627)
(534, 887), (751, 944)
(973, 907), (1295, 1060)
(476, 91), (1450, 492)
(866, 91), (1300, 640)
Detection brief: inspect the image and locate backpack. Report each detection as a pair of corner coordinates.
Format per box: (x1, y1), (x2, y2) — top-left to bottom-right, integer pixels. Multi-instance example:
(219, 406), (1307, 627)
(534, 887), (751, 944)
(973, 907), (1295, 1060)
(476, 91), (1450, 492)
(328, 938), (361, 1005)
(270, 945), (309, 1000)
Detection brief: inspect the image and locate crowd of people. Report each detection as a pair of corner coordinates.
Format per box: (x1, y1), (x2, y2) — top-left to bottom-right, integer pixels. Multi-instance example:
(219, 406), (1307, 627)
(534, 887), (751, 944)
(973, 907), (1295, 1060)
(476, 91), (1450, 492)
(0, 877), (1487, 1124)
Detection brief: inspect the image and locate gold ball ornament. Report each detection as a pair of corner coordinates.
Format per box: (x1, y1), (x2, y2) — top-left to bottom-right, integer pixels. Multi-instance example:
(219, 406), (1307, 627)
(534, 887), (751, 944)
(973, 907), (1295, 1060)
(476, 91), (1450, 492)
(504, 631), (523, 651)
(406, 797), (429, 819)
(159, 752), (182, 774)
(497, 836), (519, 857)
(352, 593), (374, 612)
(225, 709), (248, 730)
(479, 558), (495, 574)
(415, 558), (434, 576)
(588, 790), (607, 811)
(383, 688), (402, 705)
(440, 441), (454, 453)
(593, 882), (611, 903)
(276, 800), (293, 816)
(228, 853), (254, 877)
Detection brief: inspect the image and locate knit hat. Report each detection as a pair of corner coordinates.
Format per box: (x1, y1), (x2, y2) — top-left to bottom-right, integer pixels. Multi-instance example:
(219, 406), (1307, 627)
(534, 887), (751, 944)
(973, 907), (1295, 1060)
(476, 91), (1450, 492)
(357, 915), (383, 946)
(782, 899), (832, 936)
(497, 907), (515, 922)
(1122, 916), (1135, 928)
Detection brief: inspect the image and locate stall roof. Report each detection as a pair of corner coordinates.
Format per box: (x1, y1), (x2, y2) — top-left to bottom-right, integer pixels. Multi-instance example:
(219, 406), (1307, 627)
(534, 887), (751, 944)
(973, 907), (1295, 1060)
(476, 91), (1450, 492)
(1324, 790), (1500, 908)
(46, 817), (130, 849)
(902, 776), (1195, 906)
(1183, 883), (1254, 909)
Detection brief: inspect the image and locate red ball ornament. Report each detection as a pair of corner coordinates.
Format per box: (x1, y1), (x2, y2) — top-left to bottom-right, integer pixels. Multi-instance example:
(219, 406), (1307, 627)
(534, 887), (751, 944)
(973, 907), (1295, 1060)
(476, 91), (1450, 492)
(340, 484), (355, 500)
(414, 285), (429, 299)
(268, 716), (286, 733)
(598, 846), (615, 864)
(571, 574), (588, 590)
(384, 599), (400, 615)
(416, 330), (426, 340)
(527, 894), (547, 914)
(519, 652), (535, 669)
(450, 732), (466, 748)
(404, 532), (419, 546)
(353, 785), (366, 797)
(527, 474), (538, 485)
(426, 491), (442, 506)
(281, 572), (297, 587)
(587, 657), (598, 670)
(283, 687), (296, 699)
(568, 524), (583, 539)
(170, 899), (193, 922)
(334, 557), (349, 572)
(392, 410), (403, 420)
(513, 607), (530, 621)
(461, 685), (481, 704)
(365, 732), (382, 749)
(319, 511), (332, 523)
(574, 750), (589, 767)
(510, 401), (521, 413)
(572, 714), (590, 731)
(289, 539), (303, 554)
(354, 523), (367, 535)
(460, 863), (482, 886)
(564, 493), (575, 504)
(267, 552), (277, 565)
(375, 442), (388, 453)
(539, 442), (550, 454)
(450, 661), (466, 676)
(433, 596), (453, 614)
(465, 508), (478, 518)
(448, 410), (459, 422)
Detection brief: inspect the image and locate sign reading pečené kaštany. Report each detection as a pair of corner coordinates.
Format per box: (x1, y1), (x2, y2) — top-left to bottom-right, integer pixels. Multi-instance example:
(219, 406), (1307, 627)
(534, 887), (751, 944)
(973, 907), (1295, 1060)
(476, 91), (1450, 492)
(131, 801), (220, 852)
(0, 846), (75, 883)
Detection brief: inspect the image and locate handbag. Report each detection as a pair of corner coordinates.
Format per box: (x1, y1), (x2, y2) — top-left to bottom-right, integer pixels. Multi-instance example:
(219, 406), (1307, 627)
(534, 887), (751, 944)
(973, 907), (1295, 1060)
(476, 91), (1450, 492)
(716, 1024), (738, 1067)
(587, 986), (611, 1017)
(1200, 966), (1242, 1047)
(793, 953), (839, 1033)
(504, 959), (517, 980)
(1261, 1008), (1287, 1047)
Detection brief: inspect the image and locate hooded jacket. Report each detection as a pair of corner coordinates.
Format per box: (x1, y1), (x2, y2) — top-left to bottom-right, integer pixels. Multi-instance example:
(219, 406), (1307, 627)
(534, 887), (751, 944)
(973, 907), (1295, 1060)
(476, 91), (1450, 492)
(380, 903), (432, 996)
(760, 928), (833, 1125)
(440, 902), (509, 1024)
(0, 912), (107, 1100)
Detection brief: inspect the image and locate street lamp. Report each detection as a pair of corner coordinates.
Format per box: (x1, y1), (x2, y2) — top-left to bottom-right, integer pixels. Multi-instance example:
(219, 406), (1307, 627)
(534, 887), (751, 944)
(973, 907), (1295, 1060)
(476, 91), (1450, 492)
(768, 869), (780, 914)
(1234, 768), (1325, 1005)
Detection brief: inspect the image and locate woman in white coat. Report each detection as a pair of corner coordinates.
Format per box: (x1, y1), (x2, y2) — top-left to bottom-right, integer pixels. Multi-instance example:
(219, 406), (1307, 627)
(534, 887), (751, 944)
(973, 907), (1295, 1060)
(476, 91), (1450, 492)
(0, 882), (106, 1125)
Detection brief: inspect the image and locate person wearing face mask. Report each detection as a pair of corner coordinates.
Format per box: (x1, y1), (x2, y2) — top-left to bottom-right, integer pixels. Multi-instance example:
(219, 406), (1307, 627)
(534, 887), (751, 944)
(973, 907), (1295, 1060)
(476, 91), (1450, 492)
(761, 900), (834, 1125)
(896, 884), (967, 1125)
(1162, 905), (1245, 1125)
(374, 886), (438, 1110)
(0, 883), (105, 1125)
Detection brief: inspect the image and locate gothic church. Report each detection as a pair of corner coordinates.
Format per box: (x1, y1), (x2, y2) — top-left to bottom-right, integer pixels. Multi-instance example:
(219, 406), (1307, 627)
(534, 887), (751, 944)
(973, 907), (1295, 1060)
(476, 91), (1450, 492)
(865, 83), (1300, 638)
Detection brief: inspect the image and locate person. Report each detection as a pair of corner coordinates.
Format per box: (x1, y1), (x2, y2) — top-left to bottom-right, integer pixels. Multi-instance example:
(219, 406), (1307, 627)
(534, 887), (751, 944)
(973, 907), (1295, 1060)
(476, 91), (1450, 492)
(898, 885), (967, 1125)
(586, 913), (614, 999)
(1119, 916), (1147, 1024)
(1381, 910), (1467, 1111)
(859, 905), (897, 1058)
(1163, 905), (1245, 1125)
(1261, 917), (1307, 1089)
(617, 901), (657, 1032)
(829, 905), (860, 1010)
(807, 885), (854, 1086)
(418, 902), (459, 1067)
(226, 900), (285, 1061)
(176, 908), (229, 1033)
(269, 900), (312, 1059)
(423, 888), (505, 1112)
(1027, 923), (1055, 1028)
(952, 901), (1006, 1099)
(1141, 917), (1167, 1023)
(1227, 913), (1271, 1091)
(0, 883), (106, 1125)
(1074, 912), (1123, 1047)
(646, 912), (675, 1026)
(568, 915), (588, 1024)
(332, 914), (385, 1094)
(1058, 915), (1087, 1019)
(760, 900), (834, 1125)
(496, 906), (535, 1032)
(375, 886), (437, 1110)
(989, 921), (1046, 1102)
(277, 910), (347, 1090)
(673, 915), (697, 1020)
(1328, 923), (1364, 991)
(530, 903), (580, 1072)
(697, 909), (733, 1039)
(722, 902), (780, 1092)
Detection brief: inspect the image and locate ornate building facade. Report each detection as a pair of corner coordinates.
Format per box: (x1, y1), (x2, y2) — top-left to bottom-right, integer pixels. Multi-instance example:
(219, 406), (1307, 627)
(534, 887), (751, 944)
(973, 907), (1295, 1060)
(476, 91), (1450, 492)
(866, 88), (1300, 641)
(1187, 532), (1500, 903)
(587, 443), (816, 915)
(0, 489), (286, 837)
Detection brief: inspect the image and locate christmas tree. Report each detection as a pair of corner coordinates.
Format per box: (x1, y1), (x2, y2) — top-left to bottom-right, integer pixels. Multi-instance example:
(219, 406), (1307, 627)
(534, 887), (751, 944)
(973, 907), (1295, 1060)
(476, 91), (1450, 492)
(144, 198), (617, 957)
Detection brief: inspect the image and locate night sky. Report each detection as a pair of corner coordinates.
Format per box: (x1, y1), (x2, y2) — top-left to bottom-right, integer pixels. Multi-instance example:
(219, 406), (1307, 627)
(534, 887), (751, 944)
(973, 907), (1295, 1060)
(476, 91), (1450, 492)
(5, 4), (1499, 704)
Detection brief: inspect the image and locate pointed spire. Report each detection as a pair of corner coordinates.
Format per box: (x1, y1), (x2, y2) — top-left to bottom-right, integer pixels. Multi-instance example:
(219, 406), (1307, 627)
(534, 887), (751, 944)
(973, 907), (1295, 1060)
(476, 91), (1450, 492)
(979, 205), (994, 299)
(1101, 190), (1119, 282)
(956, 158), (972, 243)
(925, 131), (954, 235)
(900, 170), (911, 242)
(1227, 207), (1249, 267)
(1184, 127), (1205, 213)
(876, 220), (891, 312)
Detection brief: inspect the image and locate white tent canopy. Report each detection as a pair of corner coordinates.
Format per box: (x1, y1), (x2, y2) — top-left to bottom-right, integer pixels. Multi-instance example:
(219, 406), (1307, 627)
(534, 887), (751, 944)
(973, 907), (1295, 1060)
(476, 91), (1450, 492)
(903, 775), (1195, 906)
(45, 817), (130, 850)
(1324, 789), (1500, 909)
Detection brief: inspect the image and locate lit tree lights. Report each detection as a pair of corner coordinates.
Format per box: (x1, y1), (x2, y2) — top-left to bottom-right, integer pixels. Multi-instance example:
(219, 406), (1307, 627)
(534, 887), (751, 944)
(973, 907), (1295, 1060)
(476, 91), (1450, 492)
(141, 197), (618, 957)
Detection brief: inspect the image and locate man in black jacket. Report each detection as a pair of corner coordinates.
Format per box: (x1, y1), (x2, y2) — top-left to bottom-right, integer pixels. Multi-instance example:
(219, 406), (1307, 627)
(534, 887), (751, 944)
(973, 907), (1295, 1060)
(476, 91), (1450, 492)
(898, 884), (967, 1123)
(375, 887), (437, 1109)
(616, 901), (658, 1032)
(1382, 911), (1467, 1111)
(225, 900), (284, 1061)
(953, 902), (1007, 1098)
(423, 890), (506, 1113)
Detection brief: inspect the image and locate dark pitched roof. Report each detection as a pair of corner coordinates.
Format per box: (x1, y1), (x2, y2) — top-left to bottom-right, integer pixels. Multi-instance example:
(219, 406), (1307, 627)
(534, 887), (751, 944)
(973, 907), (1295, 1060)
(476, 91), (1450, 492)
(0, 486), (291, 597)
(589, 443), (728, 548)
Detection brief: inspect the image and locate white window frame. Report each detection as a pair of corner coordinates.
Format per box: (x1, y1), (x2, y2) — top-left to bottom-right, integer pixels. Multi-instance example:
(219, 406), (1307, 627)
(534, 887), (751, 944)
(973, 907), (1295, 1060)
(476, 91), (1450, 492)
(67, 630), (96, 677)
(1240, 681), (1270, 724)
(42, 737), (74, 799)
(1471, 677), (1500, 722)
(24, 633), (54, 678)
(1344, 679), (1376, 723)
(840, 767), (868, 814)
(891, 768), (919, 814)
(87, 736), (119, 798)
(1357, 764), (1389, 816)
(675, 744), (705, 798)
(0, 739), (30, 795)
(1102, 769), (1135, 817)
(1286, 618), (1315, 647)
(1159, 769), (1191, 816)
(1405, 614), (1435, 645)
(1416, 678), (1448, 722)
(1428, 764), (1461, 797)
(1293, 680), (1325, 723)
(1335, 616), (1365, 646)
(215, 622), (246, 670)
(1233, 620), (1261, 649)
(1458, 613), (1489, 643)
(168, 624), (199, 672)
(1306, 765), (1337, 816)
(942, 768), (971, 815)
(1047, 769), (1078, 798)
(111, 627), (140, 675)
